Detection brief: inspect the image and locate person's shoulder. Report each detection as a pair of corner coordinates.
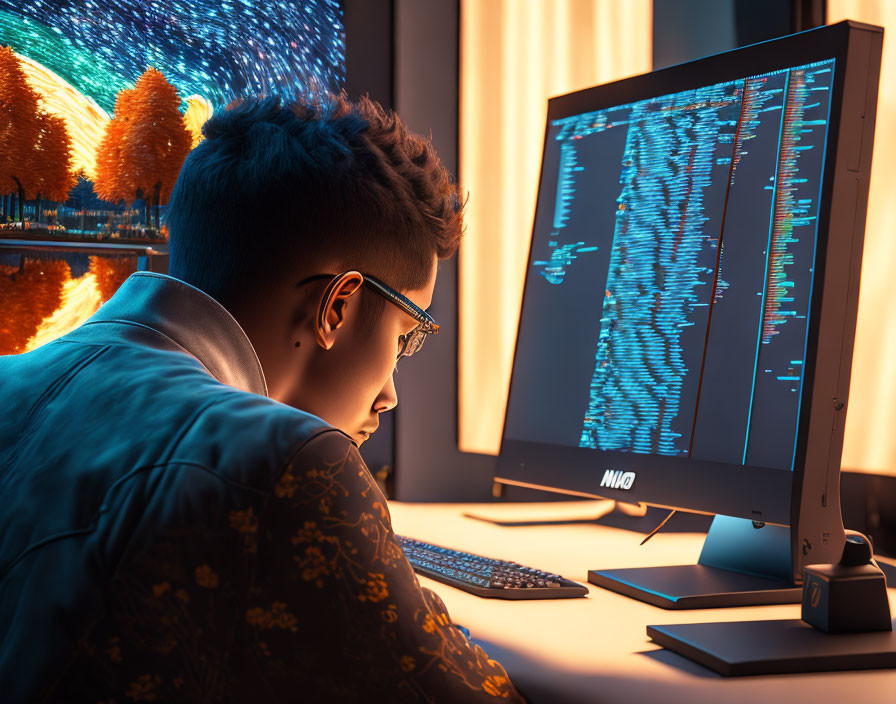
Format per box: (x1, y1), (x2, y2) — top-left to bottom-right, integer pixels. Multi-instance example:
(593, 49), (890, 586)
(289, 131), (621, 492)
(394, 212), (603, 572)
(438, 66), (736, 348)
(175, 384), (356, 492)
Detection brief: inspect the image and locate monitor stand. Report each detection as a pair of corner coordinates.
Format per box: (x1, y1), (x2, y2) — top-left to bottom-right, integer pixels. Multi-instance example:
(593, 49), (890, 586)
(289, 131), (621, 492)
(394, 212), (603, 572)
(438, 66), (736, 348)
(588, 515), (802, 609)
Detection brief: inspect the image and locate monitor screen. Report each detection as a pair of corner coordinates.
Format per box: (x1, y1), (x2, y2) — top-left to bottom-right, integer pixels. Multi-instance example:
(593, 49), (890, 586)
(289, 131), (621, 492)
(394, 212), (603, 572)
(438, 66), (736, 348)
(504, 59), (836, 474)
(496, 21), (881, 527)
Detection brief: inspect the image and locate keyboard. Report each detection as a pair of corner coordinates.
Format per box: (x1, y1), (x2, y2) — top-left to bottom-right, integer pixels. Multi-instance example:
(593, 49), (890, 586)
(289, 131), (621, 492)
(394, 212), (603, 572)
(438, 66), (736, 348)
(397, 535), (588, 600)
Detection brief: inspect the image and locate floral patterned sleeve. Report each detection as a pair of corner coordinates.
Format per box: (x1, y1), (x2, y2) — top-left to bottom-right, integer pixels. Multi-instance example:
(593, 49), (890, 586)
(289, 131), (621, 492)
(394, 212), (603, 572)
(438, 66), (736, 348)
(54, 430), (526, 703)
(249, 430), (526, 703)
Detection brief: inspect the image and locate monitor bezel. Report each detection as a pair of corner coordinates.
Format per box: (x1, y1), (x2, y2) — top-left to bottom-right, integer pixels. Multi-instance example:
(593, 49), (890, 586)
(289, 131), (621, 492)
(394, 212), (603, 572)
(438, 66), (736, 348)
(495, 21), (877, 527)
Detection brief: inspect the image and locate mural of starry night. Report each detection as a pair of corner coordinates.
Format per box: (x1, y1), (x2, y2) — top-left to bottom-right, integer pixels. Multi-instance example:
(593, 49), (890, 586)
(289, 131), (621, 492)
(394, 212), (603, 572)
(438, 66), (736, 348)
(0, 0), (346, 113)
(0, 1), (346, 354)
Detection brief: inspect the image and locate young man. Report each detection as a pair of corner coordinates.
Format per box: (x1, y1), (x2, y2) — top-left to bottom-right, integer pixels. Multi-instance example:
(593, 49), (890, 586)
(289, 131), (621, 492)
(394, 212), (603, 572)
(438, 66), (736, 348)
(0, 95), (525, 703)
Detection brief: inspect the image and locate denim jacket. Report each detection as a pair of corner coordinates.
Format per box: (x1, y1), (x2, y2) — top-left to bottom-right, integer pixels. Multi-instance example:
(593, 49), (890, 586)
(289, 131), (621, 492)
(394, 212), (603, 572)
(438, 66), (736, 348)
(0, 272), (521, 703)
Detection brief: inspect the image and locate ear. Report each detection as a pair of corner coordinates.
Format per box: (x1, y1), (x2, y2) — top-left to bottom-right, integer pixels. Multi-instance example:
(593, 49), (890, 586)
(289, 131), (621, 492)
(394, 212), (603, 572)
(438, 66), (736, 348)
(314, 271), (364, 350)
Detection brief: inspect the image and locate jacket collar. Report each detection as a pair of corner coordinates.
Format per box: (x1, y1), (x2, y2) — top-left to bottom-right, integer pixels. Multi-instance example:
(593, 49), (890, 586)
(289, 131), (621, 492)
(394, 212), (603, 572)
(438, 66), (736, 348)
(86, 272), (268, 396)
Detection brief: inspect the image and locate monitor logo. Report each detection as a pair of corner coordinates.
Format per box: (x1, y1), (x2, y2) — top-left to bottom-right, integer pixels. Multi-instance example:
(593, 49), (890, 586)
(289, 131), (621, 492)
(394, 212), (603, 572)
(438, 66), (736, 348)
(600, 469), (636, 491)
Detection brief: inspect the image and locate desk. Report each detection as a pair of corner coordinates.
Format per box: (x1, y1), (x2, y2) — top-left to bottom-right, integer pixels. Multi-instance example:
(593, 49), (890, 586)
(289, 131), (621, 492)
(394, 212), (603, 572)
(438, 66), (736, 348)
(389, 501), (896, 704)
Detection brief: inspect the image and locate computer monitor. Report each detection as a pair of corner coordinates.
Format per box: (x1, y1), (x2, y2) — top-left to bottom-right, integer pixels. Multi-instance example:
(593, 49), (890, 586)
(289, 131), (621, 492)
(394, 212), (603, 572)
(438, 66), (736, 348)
(494, 20), (883, 608)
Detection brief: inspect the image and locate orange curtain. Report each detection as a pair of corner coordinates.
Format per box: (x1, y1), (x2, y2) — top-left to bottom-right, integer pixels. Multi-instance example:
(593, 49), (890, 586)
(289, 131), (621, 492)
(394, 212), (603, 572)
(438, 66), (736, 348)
(827, 2), (896, 475)
(459, 0), (652, 454)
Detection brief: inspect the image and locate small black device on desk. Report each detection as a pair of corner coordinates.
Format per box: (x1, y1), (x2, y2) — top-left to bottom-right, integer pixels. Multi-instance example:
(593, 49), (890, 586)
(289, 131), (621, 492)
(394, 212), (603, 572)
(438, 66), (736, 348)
(397, 536), (588, 600)
(801, 531), (892, 633)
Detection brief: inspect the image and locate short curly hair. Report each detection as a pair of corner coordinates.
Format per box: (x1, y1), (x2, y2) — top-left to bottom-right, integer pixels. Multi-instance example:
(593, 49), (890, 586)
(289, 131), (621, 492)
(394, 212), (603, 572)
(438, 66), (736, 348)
(166, 94), (463, 307)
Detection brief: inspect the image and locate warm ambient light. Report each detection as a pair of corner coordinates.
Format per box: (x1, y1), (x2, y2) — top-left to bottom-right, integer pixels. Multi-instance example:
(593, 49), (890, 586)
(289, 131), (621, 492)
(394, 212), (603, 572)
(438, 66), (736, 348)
(459, 0), (652, 454)
(828, 1), (896, 476)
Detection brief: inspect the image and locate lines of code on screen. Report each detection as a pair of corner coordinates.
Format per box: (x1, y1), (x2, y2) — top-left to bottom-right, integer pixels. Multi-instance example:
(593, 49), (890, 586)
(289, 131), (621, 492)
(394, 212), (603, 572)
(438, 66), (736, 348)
(505, 59), (835, 471)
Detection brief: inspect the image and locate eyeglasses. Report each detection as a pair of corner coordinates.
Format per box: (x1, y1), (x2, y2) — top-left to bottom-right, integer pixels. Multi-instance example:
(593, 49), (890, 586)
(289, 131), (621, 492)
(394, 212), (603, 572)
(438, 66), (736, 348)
(297, 271), (439, 359)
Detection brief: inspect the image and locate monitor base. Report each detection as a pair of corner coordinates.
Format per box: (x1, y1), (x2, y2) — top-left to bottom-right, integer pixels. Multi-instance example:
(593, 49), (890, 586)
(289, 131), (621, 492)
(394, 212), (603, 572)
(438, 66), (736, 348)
(588, 564), (801, 609)
(587, 514), (807, 608)
(647, 619), (896, 675)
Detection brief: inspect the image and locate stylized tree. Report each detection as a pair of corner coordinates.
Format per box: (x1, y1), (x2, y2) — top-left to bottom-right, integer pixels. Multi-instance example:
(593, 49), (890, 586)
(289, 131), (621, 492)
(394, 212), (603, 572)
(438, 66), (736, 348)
(31, 111), (77, 222)
(94, 69), (192, 230)
(123, 68), (192, 229)
(94, 87), (137, 208)
(0, 46), (40, 226)
(0, 47), (77, 227)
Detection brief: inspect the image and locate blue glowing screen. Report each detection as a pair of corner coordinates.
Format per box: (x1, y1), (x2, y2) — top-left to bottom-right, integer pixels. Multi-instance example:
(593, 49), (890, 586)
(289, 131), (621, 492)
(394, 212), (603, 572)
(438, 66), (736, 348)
(505, 59), (836, 471)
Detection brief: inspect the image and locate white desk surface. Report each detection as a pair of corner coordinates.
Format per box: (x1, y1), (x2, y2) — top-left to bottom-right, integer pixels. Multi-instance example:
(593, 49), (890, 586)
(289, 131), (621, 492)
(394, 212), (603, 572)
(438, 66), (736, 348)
(389, 500), (896, 704)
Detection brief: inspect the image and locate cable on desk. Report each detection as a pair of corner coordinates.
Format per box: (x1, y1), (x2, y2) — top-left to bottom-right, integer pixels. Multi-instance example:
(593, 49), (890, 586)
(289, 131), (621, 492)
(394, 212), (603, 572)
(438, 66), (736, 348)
(640, 510), (677, 546)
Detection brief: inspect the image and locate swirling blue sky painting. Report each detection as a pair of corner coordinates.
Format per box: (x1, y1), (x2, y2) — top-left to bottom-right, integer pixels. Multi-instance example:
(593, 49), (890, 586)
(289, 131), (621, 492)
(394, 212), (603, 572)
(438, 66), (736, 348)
(0, 0), (346, 113)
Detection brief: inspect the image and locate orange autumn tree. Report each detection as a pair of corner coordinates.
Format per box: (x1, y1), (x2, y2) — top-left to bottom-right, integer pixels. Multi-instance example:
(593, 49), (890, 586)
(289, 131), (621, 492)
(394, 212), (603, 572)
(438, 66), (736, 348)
(94, 87), (138, 208)
(0, 47), (77, 226)
(31, 111), (77, 222)
(95, 69), (191, 230)
(124, 68), (192, 229)
(0, 46), (40, 225)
